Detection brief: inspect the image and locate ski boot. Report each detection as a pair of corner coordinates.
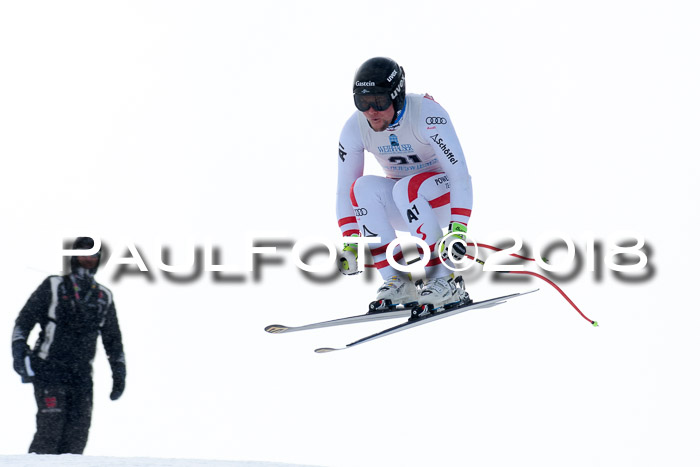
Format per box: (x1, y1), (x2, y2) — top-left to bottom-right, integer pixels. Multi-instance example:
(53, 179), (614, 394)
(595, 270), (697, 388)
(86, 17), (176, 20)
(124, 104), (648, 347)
(368, 275), (419, 313)
(410, 276), (471, 320)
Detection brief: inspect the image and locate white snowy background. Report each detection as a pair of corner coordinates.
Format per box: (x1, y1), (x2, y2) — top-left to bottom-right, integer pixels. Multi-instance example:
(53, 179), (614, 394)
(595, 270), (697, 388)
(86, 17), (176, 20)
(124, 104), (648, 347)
(1, 1), (699, 466)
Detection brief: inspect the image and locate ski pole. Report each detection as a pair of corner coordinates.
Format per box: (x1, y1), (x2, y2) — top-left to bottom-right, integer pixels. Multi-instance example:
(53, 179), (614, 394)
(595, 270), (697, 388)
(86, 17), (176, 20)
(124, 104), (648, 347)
(464, 248), (598, 327)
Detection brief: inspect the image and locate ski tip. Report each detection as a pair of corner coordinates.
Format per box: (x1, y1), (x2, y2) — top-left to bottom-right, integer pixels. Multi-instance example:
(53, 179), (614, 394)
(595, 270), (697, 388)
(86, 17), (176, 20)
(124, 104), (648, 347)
(265, 324), (289, 334)
(314, 347), (340, 354)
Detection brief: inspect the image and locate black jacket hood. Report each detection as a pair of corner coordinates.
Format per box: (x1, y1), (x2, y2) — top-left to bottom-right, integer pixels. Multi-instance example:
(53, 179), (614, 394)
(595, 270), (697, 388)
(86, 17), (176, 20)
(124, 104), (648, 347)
(69, 237), (101, 275)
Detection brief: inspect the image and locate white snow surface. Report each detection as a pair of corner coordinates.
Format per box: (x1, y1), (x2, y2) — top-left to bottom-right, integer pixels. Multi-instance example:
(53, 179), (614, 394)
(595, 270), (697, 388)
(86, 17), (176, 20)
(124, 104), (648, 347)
(0, 455), (321, 467)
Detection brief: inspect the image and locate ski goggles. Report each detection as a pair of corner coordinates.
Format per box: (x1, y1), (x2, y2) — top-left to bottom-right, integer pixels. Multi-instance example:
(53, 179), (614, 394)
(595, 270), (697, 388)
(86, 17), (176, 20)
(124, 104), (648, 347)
(354, 92), (393, 112)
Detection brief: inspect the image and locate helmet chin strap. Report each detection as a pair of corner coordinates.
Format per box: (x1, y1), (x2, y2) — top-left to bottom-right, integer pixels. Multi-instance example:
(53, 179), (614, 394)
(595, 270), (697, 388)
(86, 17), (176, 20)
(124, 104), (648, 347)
(391, 101), (407, 126)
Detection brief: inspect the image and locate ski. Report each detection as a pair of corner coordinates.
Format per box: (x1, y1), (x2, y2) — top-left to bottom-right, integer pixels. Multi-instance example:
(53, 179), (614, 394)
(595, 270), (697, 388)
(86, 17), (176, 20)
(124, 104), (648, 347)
(314, 289), (538, 353)
(264, 307), (413, 334)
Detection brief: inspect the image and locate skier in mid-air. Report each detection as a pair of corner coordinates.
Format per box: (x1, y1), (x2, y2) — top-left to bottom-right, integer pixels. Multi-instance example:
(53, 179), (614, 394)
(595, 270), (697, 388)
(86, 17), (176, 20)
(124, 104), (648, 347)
(337, 57), (474, 316)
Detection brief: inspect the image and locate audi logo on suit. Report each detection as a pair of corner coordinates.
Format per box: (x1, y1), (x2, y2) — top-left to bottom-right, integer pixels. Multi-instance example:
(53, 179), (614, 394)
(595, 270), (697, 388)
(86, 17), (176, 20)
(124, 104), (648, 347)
(425, 117), (447, 125)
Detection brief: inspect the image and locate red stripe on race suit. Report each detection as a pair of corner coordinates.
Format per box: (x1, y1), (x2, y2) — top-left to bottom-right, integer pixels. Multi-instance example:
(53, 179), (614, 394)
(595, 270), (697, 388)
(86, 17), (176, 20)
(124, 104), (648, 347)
(372, 242), (439, 262)
(350, 180), (359, 207)
(373, 251), (404, 269)
(429, 192), (450, 209)
(408, 172), (441, 203)
(370, 243), (391, 257)
(343, 229), (360, 237)
(451, 208), (472, 218)
(338, 216), (357, 228)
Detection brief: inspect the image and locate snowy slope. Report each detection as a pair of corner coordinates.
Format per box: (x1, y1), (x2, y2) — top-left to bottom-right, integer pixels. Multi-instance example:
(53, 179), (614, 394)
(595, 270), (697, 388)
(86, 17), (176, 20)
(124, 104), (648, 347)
(0, 455), (322, 467)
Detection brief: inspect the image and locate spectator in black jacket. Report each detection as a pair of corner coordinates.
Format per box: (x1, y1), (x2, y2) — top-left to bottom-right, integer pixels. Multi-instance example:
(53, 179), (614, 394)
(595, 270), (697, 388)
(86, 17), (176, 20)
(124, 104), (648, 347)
(11, 237), (126, 454)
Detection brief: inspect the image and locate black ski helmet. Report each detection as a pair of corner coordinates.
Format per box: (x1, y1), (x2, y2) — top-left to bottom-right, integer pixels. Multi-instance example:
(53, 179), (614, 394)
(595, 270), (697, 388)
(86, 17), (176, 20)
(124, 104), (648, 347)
(70, 236), (102, 274)
(353, 57), (406, 115)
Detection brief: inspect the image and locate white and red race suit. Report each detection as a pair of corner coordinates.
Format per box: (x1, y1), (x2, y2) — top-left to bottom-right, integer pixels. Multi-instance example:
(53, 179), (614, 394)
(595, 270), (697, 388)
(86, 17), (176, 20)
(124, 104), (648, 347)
(336, 93), (473, 279)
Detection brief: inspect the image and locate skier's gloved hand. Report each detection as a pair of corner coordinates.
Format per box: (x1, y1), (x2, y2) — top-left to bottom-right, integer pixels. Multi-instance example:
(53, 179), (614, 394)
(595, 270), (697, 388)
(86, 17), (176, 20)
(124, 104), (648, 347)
(440, 222), (469, 262)
(12, 340), (33, 383)
(109, 361), (126, 400)
(338, 234), (362, 275)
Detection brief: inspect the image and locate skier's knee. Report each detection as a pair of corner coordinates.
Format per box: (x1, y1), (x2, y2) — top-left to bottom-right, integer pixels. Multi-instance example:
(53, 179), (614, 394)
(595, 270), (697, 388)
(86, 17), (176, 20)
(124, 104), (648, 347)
(351, 175), (378, 196)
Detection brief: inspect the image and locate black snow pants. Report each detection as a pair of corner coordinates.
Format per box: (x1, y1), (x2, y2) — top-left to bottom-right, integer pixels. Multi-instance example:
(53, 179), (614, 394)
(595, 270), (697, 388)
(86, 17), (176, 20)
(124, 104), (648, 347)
(29, 379), (94, 454)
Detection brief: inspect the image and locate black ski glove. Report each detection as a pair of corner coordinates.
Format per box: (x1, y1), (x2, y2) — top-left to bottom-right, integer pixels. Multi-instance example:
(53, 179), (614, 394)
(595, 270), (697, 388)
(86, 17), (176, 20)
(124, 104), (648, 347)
(110, 361), (126, 400)
(12, 341), (33, 383)
(12, 341), (26, 376)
